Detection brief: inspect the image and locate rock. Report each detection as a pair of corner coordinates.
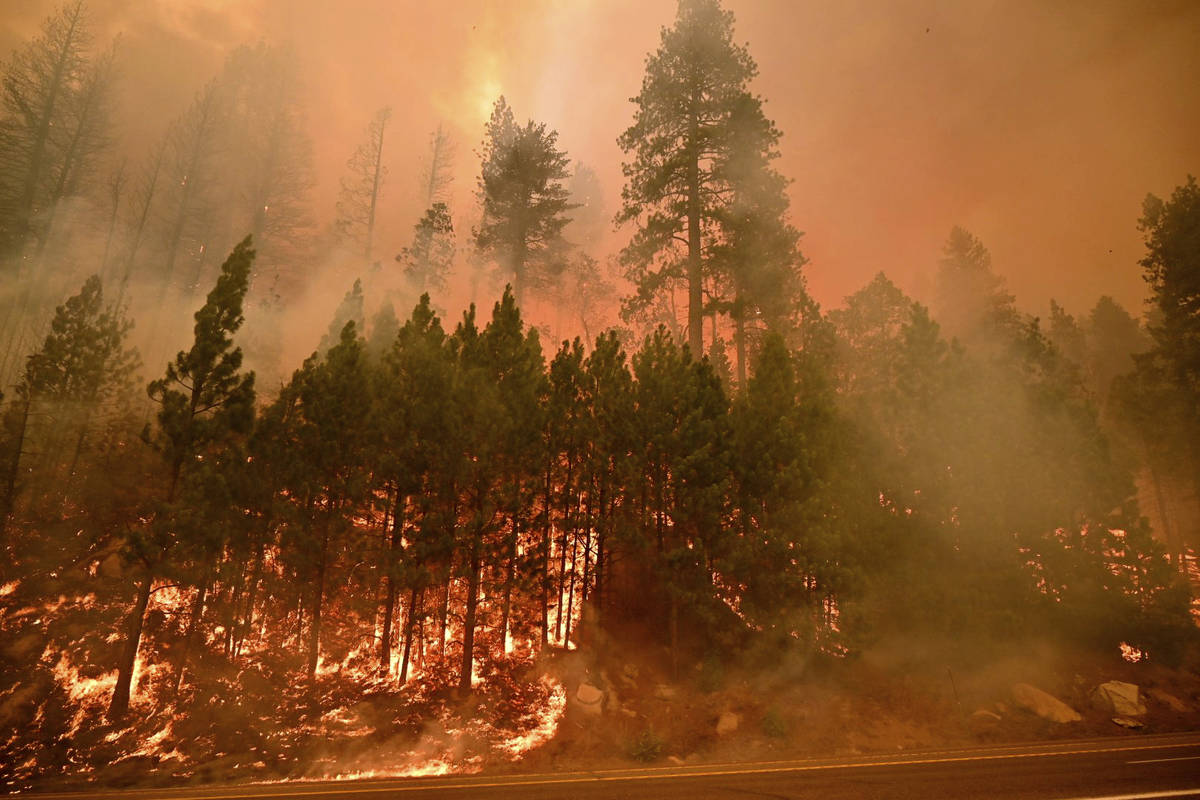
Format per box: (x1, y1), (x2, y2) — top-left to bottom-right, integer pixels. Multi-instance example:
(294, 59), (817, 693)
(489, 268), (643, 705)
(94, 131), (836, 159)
(653, 684), (677, 701)
(575, 682), (604, 715)
(971, 708), (1002, 722)
(668, 755), (685, 765)
(716, 711), (740, 735)
(1091, 681), (1147, 717)
(1112, 716), (1144, 729)
(1146, 688), (1189, 713)
(1011, 682), (1082, 723)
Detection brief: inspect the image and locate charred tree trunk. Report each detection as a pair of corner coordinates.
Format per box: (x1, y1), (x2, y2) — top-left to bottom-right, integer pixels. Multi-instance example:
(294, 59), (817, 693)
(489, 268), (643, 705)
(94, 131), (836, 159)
(458, 531), (482, 693)
(563, 530), (580, 648)
(686, 92), (703, 356)
(399, 586), (421, 683)
(233, 537), (266, 657)
(379, 492), (404, 672)
(0, 394), (32, 537)
(306, 516), (332, 684)
(172, 562), (213, 695)
(734, 298), (747, 388)
(499, 514), (517, 653)
(109, 570), (153, 719)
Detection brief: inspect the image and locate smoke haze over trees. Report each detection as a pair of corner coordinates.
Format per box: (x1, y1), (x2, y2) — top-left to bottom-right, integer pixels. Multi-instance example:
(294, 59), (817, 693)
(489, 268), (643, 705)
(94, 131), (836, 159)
(0, 0), (1198, 792)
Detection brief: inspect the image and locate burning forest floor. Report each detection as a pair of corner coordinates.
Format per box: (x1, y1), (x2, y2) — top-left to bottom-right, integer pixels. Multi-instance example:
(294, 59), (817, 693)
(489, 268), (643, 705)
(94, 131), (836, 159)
(3, 571), (1200, 794)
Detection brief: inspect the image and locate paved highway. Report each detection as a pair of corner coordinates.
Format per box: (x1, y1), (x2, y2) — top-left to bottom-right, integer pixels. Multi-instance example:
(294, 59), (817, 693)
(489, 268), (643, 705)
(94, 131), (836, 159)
(23, 732), (1200, 799)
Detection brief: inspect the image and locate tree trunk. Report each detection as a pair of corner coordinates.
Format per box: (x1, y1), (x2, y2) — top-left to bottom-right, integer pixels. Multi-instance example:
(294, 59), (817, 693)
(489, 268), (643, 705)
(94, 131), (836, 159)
(12, 2), (84, 260)
(172, 563), (213, 695)
(399, 586), (421, 683)
(0, 394), (32, 535)
(109, 570), (153, 719)
(458, 533), (482, 693)
(365, 113), (387, 264)
(379, 492), (404, 672)
(499, 515), (517, 653)
(306, 519), (331, 683)
(438, 577), (450, 655)
(686, 95), (703, 356)
(563, 531), (579, 648)
(735, 299), (747, 388)
(233, 538), (265, 657)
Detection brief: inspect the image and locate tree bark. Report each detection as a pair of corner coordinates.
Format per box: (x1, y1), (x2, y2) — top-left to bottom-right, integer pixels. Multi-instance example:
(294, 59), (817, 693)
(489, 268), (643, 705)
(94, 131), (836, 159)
(458, 533), (482, 693)
(399, 586), (421, 683)
(109, 570), (153, 719)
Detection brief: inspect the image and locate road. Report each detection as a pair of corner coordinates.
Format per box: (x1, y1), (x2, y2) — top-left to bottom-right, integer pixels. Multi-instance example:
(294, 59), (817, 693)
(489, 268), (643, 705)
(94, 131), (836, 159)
(23, 732), (1200, 800)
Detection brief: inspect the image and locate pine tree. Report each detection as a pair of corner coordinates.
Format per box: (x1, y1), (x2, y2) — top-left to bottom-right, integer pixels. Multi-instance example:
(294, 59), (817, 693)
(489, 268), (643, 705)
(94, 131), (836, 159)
(286, 321), (371, 683)
(318, 278), (365, 354)
(336, 107), (390, 265)
(418, 124), (455, 208)
(375, 295), (453, 678)
(218, 43), (315, 295)
(156, 81), (226, 297)
(0, 274), (136, 527)
(0, 0), (92, 264)
(147, 236), (257, 500)
(109, 237), (256, 719)
(617, 0), (779, 356)
(398, 202), (454, 295)
(475, 97), (574, 307)
(933, 226), (1019, 346)
(1138, 176), (1200, 462)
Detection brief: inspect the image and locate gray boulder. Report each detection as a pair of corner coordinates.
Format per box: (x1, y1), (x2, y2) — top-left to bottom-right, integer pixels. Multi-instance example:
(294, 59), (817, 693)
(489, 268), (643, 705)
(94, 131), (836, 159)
(1011, 682), (1082, 723)
(716, 711), (740, 735)
(1092, 681), (1146, 717)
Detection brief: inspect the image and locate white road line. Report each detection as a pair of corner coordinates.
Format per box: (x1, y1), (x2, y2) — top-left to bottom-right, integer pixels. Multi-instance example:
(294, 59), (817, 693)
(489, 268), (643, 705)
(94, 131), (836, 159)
(1063, 791), (1200, 800)
(1128, 755), (1200, 765)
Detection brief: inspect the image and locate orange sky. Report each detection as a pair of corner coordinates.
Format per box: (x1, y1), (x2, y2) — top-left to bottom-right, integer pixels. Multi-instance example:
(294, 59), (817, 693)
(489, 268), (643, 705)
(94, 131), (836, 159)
(3, 0), (1198, 319)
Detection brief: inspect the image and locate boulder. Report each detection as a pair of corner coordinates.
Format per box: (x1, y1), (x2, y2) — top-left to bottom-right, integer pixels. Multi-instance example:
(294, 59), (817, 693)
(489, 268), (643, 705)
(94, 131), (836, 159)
(1091, 681), (1146, 717)
(1011, 682), (1081, 723)
(1146, 688), (1189, 713)
(716, 711), (740, 735)
(576, 682), (604, 715)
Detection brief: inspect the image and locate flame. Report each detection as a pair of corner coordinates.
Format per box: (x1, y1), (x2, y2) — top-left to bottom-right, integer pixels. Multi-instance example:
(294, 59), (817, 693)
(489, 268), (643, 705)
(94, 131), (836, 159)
(496, 676), (567, 758)
(50, 651), (117, 735)
(1119, 642), (1147, 663)
(0, 580), (19, 596)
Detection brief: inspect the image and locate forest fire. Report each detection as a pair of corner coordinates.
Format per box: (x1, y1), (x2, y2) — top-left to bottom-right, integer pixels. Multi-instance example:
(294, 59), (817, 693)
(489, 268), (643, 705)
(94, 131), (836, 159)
(1, 0), (1199, 795)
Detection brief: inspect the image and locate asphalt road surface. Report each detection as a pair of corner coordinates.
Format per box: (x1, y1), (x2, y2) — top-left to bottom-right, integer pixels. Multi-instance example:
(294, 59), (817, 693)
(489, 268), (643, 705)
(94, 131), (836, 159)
(24, 732), (1200, 800)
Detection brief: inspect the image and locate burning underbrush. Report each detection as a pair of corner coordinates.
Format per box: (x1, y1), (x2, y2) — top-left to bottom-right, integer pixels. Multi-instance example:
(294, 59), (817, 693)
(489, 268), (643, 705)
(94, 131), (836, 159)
(0, 569), (569, 793)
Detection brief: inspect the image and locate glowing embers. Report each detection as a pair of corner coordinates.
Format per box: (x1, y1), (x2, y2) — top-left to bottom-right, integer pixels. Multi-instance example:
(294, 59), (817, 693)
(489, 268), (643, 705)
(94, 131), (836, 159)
(495, 676), (566, 757)
(50, 649), (117, 735)
(278, 673), (564, 782)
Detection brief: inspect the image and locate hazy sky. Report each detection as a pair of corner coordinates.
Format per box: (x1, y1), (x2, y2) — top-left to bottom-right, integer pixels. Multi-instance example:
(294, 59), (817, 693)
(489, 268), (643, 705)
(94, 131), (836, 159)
(3, 0), (1198, 318)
